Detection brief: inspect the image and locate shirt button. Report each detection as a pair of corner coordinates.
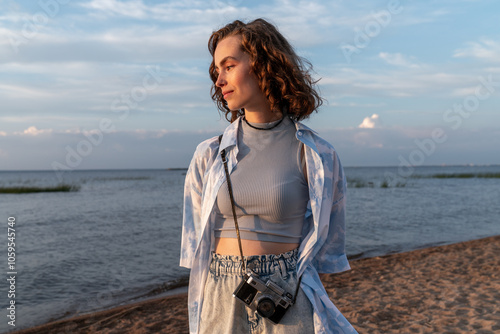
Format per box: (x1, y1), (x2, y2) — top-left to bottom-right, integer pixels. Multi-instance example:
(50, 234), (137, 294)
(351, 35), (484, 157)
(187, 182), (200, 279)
(297, 131), (302, 136)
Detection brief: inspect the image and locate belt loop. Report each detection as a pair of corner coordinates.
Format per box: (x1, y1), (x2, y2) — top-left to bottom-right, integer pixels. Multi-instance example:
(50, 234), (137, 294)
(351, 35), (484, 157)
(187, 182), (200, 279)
(279, 257), (288, 279)
(240, 258), (245, 275)
(215, 255), (220, 276)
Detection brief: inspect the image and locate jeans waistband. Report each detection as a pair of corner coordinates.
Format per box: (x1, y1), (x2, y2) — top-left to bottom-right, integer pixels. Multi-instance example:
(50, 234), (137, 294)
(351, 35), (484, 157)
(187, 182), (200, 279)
(210, 248), (299, 276)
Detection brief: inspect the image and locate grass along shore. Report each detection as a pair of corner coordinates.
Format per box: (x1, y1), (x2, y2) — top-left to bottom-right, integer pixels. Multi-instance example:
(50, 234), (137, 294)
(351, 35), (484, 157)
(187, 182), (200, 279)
(0, 184), (80, 194)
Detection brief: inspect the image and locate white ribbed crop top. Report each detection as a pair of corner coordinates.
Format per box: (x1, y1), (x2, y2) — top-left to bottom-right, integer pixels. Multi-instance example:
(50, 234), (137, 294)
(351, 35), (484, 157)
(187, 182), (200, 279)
(214, 116), (309, 243)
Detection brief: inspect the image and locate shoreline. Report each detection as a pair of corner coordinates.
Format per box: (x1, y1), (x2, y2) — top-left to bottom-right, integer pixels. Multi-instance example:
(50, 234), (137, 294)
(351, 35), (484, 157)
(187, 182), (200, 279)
(11, 235), (500, 333)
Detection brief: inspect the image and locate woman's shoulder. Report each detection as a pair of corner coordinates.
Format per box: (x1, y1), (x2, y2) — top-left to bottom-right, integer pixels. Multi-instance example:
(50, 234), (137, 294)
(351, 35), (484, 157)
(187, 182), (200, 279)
(192, 135), (220, 160)
(191, 119), (239, 164)
(295, 121), (337, 154)
(186, 135), (221, 179)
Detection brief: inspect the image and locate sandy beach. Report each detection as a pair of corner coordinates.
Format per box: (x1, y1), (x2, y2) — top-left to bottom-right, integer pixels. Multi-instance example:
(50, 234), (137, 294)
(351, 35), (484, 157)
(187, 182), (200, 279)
(12, 235), (500, 334)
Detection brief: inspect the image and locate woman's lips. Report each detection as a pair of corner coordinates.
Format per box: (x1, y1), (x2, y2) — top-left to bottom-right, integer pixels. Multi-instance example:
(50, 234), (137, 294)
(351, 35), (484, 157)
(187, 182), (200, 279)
(223, 90), (233, 99)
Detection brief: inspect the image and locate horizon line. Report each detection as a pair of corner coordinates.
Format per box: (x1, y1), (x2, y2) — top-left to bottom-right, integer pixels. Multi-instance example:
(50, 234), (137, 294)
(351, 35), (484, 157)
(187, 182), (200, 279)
(1, 163), (500, 173)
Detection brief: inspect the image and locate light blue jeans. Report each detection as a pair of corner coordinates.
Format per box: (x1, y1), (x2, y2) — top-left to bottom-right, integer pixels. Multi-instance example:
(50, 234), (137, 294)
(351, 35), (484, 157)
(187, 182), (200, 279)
(199, 249), (314, 334)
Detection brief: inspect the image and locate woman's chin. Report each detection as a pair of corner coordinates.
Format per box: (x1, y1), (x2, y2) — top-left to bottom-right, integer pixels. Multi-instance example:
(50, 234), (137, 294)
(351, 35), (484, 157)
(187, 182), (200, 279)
(228, 105), (242, 112)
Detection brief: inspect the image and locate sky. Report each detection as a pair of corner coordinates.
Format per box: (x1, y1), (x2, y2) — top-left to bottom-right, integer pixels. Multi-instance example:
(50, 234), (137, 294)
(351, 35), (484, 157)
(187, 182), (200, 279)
(0, 0), (499, 171)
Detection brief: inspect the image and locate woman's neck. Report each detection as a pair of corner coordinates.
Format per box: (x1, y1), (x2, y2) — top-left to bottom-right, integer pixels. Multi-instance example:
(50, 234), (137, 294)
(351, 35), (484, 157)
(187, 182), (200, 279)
(244, 109), (283, 123)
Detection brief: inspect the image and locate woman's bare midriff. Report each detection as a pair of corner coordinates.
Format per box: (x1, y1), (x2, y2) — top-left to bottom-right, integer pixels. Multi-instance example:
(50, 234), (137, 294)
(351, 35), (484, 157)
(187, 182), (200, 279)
(214, 237), (299, 256)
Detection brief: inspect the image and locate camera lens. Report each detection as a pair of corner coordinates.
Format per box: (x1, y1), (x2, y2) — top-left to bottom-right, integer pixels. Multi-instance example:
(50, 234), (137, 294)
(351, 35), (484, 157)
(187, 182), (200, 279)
(256, 298), (275, 318)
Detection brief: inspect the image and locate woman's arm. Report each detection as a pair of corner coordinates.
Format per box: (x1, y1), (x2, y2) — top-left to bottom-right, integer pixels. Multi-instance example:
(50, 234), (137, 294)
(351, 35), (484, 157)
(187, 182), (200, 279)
(179, 138), (218, 268)
(179, 152), (205, 268)
(311, 150), (350, 274)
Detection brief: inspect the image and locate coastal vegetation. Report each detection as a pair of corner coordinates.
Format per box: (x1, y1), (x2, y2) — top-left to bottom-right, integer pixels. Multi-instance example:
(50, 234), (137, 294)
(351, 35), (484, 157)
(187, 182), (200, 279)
(427, 172), (500, 179)
(347, 178), (406, 188)
(0, 184), (80, 194)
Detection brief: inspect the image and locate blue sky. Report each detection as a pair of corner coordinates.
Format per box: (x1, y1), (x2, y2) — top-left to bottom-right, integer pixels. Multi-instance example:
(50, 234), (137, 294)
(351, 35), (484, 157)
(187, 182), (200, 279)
(1, 0), (499, 171)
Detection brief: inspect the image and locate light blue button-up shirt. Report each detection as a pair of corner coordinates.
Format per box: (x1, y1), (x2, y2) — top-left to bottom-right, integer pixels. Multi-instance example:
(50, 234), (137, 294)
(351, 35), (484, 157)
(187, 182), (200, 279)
(180, 117), (358, 334)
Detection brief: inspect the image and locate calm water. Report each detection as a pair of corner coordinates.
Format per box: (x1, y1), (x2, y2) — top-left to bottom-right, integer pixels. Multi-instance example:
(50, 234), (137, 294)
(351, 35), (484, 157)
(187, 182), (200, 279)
(1, 165), (499, 332)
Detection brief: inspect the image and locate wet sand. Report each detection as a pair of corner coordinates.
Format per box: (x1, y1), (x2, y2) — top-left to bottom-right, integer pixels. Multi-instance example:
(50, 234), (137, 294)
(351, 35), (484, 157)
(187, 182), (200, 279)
(12, 235), (500, 333)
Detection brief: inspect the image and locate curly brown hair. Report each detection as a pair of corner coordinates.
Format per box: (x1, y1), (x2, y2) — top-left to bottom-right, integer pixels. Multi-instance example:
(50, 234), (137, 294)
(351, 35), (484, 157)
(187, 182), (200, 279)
(208, 18), (323, 123)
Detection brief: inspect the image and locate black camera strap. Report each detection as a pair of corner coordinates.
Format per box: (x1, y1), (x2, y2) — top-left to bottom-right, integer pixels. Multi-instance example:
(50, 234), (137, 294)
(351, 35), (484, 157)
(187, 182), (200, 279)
(219, 135), (246, 272)
(218, 134), (302, 304)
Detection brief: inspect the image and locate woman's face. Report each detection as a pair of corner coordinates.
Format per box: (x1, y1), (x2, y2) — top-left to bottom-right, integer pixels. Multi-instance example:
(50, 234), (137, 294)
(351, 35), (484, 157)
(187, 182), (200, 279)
(213, 35), (270, 113)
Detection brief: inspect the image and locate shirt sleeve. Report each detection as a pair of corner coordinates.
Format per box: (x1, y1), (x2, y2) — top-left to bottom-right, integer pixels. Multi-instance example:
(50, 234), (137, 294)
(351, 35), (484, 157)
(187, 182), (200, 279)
(312, 150), (350, 274)
(179, 139), (215, 268)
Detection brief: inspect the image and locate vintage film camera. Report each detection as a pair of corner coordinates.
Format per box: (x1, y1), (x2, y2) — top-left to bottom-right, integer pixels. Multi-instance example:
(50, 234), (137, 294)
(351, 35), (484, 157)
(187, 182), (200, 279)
(233, 271), (294, 324)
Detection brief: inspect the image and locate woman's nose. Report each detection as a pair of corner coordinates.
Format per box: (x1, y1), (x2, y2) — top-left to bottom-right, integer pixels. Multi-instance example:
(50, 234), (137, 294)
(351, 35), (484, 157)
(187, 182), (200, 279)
(216, 73), (226, 88)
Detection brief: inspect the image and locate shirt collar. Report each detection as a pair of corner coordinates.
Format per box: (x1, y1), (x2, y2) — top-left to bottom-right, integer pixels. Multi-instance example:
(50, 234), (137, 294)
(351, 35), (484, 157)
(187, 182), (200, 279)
(218, 116), (317, 153)
(218, 116), (241, 154)
(294, 119), (318, 134)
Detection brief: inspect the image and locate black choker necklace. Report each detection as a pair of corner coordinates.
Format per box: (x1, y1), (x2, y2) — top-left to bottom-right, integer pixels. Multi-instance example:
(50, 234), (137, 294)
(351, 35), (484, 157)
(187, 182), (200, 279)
(244, 115), (285, 131)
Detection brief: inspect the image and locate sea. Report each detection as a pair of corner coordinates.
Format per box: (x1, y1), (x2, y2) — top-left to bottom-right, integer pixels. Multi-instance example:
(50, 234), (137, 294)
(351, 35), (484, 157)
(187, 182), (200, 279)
(1, 165), (499, 333)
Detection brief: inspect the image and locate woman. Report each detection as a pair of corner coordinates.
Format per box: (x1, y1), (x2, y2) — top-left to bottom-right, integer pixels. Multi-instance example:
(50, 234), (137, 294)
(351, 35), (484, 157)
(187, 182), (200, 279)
(180, 18), (357, 334)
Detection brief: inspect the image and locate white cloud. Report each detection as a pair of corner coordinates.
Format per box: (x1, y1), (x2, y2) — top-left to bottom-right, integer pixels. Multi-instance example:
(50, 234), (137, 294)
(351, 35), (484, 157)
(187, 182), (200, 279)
(0, 124), (499, 170)
(0, 26), (210, 64)
(0, 127), (220, 170)
(0, 131), (7, 136)
(485, 67), (500, 74)
(379, 52), (420, 68)
(0, 0), (499, 170)
(80, 0), (249, 24)
(320, 65), (477, 99)
(454, 39), (500, 63)
(82, 0), (148, 19)
(0, 83), (55, 99)
(328, 102), (386, 108)
(451, 87), (477, 97)
(132, 128), (173, 139)
(315, 125), (500, 166)
(359, 114), (382, 129)
(18, 126), (53, 136)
